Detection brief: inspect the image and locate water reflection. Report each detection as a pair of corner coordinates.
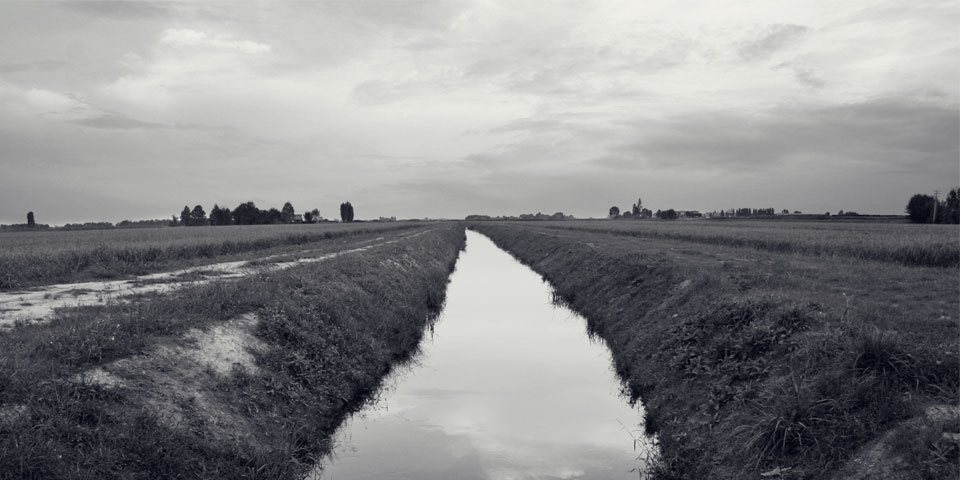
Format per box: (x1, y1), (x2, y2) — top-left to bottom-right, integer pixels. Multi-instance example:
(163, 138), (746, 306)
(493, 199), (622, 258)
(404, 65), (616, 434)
(313, 230), (654, 479)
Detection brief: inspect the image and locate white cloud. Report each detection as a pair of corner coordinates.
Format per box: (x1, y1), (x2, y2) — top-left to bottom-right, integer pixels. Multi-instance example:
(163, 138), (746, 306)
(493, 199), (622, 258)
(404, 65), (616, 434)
(158, 28), (271, 54)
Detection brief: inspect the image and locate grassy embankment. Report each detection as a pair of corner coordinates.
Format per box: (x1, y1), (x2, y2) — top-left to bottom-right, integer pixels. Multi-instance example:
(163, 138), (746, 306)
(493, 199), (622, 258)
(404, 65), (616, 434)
(0, 224), (465, 479)
(472, 221), (958, 479)
(0, 222), (422, 290)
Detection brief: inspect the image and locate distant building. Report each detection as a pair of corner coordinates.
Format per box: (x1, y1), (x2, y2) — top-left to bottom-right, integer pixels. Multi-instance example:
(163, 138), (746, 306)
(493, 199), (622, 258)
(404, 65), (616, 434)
(291, 214), (303, 223)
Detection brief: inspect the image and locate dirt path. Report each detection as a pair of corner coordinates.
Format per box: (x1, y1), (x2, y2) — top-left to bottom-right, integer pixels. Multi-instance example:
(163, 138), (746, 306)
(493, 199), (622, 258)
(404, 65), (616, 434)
(0, 229), (431, 328)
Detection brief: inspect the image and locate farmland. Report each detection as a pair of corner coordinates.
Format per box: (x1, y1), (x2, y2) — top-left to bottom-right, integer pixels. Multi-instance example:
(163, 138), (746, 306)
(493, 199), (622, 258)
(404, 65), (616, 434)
(534, 218), (959, 267)
(0, 218), (956, 479)
(472, 219), (959, 479)
(0, 222), (421, 290)
(0, 223), (465, 479)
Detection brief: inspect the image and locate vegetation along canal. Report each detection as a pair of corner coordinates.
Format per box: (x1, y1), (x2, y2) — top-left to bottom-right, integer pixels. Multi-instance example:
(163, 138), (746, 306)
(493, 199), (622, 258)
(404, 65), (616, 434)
(312, 230), (655, 479)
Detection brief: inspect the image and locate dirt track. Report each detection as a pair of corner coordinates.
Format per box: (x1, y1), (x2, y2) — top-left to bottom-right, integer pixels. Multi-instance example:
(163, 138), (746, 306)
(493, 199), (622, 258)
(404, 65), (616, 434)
(0, 229), (431, 327)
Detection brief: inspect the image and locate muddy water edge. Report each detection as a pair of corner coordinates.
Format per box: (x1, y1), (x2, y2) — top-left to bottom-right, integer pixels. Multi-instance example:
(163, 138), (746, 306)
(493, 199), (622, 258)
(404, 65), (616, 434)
(0, 225), (464, 479)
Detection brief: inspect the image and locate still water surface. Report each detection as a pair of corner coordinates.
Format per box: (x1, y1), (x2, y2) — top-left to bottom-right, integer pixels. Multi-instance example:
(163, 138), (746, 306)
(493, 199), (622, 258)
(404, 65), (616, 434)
(313, 230), (653, 479)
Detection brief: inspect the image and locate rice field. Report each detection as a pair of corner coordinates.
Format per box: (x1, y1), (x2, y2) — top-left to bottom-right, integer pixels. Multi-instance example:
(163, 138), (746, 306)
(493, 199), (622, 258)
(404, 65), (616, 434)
(538, 219), (959, 267)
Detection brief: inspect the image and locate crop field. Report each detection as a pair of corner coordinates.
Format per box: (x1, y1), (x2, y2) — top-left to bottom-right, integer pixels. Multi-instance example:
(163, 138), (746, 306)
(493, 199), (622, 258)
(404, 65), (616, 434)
(534, 219), (959, 267)
(0, 222), (421, 290)
(472, 220), (959, 479)
(0, 223), (466, 479)
(1, 218), (956, 479)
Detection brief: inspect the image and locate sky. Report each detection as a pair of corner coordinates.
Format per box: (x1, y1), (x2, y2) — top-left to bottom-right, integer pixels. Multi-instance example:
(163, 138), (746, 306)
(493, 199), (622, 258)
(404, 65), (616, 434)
(0, 0), (957, 224)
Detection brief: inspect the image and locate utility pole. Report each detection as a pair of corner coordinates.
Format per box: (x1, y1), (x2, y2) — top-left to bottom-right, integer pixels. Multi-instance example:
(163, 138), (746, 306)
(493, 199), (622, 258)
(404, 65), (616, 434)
(932, 190), (940, 223)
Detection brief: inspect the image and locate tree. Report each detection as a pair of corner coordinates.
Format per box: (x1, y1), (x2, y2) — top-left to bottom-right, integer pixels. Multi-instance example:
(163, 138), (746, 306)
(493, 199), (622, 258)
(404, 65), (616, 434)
(632, 197), (642, 216)
(906, 194), (937, 223)
(659, 209), (678, 220)
(232, 201), (260, 225)
(303, 210), (313, 223)
(262, 208), (282, 224)
(281, 202), (295, 223)
(26, 211), (35, 228)
(180, 206), (191, 226)
(209, 204), (232, 226)
(190, 205), (206, 226)
(945, 187), (960, 224)
(340, 202), (354, 222)
(311, 208), (321, 222)
(608, 206), (620, 218)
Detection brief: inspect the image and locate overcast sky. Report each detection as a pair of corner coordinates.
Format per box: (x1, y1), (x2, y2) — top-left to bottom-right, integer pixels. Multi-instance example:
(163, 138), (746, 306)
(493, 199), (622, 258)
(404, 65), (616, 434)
(0, 0), (957, 224)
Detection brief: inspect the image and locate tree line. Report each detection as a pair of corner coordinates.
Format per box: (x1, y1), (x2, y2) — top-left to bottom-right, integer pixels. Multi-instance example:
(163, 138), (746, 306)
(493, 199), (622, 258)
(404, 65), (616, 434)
(906, 188), (960, 224)
(174, 201), (356, 226)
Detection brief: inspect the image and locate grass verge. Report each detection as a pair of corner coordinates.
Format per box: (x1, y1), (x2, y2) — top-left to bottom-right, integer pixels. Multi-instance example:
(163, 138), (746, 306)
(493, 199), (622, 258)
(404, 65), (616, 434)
(0, 224), (465, 479)
(472, 222), (958, 479)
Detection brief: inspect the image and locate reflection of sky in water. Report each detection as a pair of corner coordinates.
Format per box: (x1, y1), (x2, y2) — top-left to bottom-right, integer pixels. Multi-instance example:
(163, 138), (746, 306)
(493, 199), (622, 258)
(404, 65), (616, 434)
(314, 230), (653, 479)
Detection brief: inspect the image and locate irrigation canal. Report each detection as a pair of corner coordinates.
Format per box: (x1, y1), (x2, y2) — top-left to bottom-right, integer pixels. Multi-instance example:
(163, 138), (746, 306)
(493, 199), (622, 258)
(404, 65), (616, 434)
(312, 230), (655, 479)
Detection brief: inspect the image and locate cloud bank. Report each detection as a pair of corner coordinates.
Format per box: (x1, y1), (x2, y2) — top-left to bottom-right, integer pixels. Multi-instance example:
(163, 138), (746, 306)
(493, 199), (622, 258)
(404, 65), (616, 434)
(0, 0), (956, 223)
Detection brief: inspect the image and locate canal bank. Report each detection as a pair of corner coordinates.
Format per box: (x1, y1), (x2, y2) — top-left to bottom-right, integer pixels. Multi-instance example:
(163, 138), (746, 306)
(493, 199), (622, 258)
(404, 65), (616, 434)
(314, 230), (654, 479)
(0, 225), (466, 479)
(471, 222), (959, 480)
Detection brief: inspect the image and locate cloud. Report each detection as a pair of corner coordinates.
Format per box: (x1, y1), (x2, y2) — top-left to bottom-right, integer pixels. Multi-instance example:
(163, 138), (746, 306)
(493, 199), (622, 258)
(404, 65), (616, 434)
(0, 61), (64, 74)
(69, 114), (164, 129)
(58, 0), (171, 19)
(606, 97), (959, 174)
(321, 0), (471, 31)
(739, 24), (810, 60)
(158, 28), (270, 54)
(104, 28), (275, 112)
(1, 0), (958, 222)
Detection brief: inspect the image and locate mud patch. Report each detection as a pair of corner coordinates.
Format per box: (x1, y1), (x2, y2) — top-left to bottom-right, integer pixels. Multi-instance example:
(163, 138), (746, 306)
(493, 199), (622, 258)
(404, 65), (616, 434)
(78, 313), (268, 446)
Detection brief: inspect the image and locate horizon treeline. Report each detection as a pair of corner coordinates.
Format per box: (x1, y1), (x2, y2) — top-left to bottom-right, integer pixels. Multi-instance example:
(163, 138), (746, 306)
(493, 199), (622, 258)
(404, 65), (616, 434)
(906, 187), (960, 224)
(175, 201), (346, 226)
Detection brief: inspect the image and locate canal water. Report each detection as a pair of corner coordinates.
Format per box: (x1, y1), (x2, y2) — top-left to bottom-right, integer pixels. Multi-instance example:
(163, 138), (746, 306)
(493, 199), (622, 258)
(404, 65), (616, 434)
(312, 230), (654, 479)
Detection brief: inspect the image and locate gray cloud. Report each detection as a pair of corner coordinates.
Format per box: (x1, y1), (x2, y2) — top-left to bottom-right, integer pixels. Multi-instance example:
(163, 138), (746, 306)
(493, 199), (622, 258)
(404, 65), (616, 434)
(607, 97), (958, 173)
(739, 24), (809, 60)
(0, 61), (64, 74)
(58, 1), (172, 19)
(792, 68), (826, 89)
(69, 113), (164, 129)
(321, 0), (470, 31)
(1, 1), (958, 223)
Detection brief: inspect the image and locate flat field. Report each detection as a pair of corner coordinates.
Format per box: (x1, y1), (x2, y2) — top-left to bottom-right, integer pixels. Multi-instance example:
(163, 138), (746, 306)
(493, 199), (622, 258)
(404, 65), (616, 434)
(534, 218), (959, 267)
(0, 222), (421, 290)
(0, 223), (465, 479)
(472, 220), (959, 480)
